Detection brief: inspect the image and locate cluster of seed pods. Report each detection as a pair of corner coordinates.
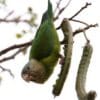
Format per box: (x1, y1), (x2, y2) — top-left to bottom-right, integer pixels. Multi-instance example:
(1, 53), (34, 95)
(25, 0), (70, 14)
(52, 18), (96, 100)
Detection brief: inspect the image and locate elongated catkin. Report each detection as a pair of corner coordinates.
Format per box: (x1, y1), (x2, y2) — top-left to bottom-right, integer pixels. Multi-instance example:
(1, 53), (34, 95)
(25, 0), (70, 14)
(76, 42), (96, 100)
(52, 18), (73, 96)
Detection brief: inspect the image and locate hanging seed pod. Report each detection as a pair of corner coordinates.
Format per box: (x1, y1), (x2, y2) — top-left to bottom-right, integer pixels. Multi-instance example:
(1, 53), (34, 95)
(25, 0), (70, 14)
(76, 42), (96, 100)
(52, 18), (73, 96)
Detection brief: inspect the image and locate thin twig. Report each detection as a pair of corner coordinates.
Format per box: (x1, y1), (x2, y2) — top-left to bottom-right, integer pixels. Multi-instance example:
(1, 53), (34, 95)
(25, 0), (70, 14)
(69, 19), (89, 26)
(83, 31), (90, 43)
(0, 40), (32, 56)
(0, 14), (37, 27)
(0, 18), (29, 23)
(0, 49), (23, 63)
(64, 0), (72, 10)
(73, 24), (98, 36)
(4, 10), (14, 19)
(0, 65), (14, 77)
(54, 0), (62, 14)
(69, 2), (91, 20)
(54, 0), (72, 21)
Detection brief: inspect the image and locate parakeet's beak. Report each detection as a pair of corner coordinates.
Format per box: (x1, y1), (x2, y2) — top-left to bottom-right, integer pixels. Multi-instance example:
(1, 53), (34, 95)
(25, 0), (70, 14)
(21, 74), (32, 82)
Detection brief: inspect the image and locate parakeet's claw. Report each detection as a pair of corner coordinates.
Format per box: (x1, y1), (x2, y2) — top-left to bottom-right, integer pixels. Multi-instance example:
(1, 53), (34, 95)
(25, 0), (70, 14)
(58, 54), (65, 65)
(59, 58), (65, 65)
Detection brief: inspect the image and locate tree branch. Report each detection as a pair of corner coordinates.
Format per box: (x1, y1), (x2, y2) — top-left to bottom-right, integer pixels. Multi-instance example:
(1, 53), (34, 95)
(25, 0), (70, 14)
(69, 19), (89, 26)
(0, 49), (23, 63)
(4, 10), (14, 19)
(73, 24), (98, 36)
(0, 65), (14, 77)
(54, 0), (72, 21)
(0, 10), (37, 27)
(0, 18), (28, 23)
(0, 41), (32, 56)
(69, 2), (91, 20)
(54, 0), (62, 14)
(0, 26), (98, 64)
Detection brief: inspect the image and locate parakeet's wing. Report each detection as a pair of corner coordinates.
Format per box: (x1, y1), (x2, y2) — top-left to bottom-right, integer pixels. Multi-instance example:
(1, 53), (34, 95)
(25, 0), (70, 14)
(29, 20), (54, 60)
(29, 0), (59, 61)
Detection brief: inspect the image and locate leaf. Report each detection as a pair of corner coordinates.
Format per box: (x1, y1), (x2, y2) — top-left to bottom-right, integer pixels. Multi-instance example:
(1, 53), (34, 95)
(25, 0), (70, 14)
(16, 33), (23, 39)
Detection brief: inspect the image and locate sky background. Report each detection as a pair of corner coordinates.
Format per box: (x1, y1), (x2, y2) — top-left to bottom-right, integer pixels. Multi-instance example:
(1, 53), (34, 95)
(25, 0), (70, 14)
(0, 0), (100, 100)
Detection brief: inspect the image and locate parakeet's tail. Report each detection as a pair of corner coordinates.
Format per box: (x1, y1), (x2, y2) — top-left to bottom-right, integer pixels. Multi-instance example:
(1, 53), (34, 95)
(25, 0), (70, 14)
(40, 0), (53, 24)
(48, 0), (53, 19)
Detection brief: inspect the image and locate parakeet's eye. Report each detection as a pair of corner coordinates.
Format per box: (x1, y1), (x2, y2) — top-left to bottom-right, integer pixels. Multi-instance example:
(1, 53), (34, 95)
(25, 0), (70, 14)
(26, 66), (30, 72)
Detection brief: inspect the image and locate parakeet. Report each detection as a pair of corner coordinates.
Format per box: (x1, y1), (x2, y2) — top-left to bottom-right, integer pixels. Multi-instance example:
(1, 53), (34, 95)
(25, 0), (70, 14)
(21, 0), (60, 84)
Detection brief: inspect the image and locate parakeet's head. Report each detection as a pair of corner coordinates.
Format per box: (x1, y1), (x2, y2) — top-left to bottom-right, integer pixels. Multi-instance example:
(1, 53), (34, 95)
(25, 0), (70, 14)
(21, 59), (46, 83)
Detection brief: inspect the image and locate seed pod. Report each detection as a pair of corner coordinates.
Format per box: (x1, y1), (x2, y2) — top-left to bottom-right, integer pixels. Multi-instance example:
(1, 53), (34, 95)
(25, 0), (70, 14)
(52, 18), (73, 96)
(76, 42), (96, 100)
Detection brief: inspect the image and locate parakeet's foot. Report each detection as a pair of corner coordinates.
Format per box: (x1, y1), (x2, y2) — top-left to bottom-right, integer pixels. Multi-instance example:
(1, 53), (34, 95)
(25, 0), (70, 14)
(58, 54), (65, 65)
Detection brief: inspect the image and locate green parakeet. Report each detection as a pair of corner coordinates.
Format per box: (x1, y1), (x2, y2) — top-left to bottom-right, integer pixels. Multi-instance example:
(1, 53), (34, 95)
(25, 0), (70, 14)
(21, 0), (60, 83)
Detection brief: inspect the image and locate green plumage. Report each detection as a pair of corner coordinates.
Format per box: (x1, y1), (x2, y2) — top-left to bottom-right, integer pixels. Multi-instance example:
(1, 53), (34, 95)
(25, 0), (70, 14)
(21, 0), (60, 83)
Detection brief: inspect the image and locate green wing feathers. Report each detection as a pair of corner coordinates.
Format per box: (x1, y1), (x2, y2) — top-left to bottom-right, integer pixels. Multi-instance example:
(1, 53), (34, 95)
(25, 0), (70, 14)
(30, 19), (60, 61)
(30, 0), (60, 63)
